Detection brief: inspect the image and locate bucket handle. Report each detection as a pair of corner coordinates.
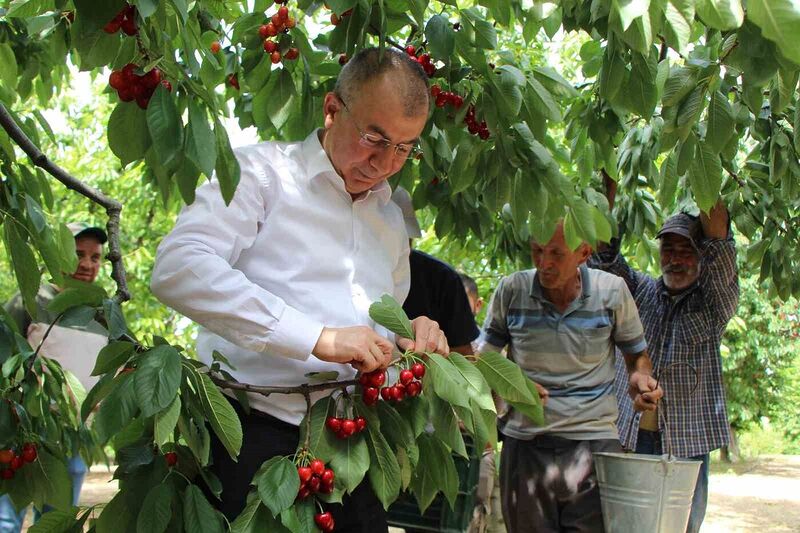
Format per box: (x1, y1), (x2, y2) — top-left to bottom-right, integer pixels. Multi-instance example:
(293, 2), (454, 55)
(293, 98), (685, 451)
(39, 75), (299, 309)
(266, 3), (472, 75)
(625, 361), (699, 459)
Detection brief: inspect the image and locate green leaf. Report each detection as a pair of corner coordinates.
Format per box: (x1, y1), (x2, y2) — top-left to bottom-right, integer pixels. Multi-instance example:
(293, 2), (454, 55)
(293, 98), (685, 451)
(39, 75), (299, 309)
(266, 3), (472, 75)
(526, 77), (561, 121)
(695, 0), (743, 30)
(47, 282), (107, 314)
(4, 223), (40, 317)
(107, 103), (151, 166)
(662, 67), (698, 107)
(625, 52), (657, 118)
(706, 90), (735, 153)
(375, 402), (415, 453)
(30, 449), (72, 511)
(155, 395), (181, 446)
(146, 85), (183, 168)
(0, 43), (18, 91)
(136, 484), (173, 533)
(91, 341), (134, 376)
(213, 118), (241, 206)
(96, 491), (136, 533)
(329, 431), (370, 493)
(257, 456), (301, 517)
(6, 0), (56, 18)
(299, 396), (334, 461)
(134, 345), (182, 417)
(688, 142), (723, 213)
(505, 377), (546, 426)
(74, 0), (126, 32)
(28, 507), (80, 533)
(185, 100), (217, 179)
(663, 0), (695, 55)
(103, 298), (127, 339)
(425, 15), (455, 60)
(476, 352), (538, 405)
(612, 0), (650, 31)
(447, 353), (496, 412)
(195, 371), (243, 459)
(410, 433), (458, 513)
(368, 294), (414, 340)
(427, 353), (471, 408)
(183, 484), (222, 533)
(564, 199), (596, 248)
(266, 69), (297, 131)
(429, 394), (467, 458)
(365, 423), (401, 509)
(748, 0), (800, 65)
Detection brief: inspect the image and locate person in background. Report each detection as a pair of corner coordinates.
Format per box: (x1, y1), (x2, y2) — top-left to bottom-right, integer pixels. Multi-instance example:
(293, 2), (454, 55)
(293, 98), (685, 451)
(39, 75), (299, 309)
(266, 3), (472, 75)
(589, 176), (739, 533)
(151, 48), (449, 532)
(479, 221), (662, 533)
(460, 273), (484, 318)
(392, 187), (479, 355)
(0, 222), (108, 533)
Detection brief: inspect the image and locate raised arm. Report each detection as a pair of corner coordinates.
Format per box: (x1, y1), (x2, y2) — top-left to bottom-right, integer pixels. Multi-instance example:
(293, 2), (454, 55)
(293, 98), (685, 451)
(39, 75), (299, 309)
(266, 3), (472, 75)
(699, 199), (729, 240)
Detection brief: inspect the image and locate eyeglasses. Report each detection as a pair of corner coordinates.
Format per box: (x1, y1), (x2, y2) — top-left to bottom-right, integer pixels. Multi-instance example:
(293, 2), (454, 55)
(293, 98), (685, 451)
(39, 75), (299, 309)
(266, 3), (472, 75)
(337, 94), (422, 160)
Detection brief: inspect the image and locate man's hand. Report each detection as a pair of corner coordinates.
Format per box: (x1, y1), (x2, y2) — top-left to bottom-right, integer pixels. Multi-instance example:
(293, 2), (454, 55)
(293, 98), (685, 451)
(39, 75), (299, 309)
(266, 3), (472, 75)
(312, 326), (393, 373)
(534, 382), (549, 406)
(628, 371), (663, 412)
(396, 316), (449, 356)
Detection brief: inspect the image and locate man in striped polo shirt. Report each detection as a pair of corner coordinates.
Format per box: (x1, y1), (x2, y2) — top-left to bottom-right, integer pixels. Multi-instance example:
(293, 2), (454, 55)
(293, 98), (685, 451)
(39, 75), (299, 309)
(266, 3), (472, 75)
(479, 222), (662, 533)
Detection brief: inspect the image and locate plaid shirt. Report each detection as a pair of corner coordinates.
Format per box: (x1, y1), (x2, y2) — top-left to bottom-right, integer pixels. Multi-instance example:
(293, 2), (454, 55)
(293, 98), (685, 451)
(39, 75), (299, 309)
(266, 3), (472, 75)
(589, 237), (739, 457)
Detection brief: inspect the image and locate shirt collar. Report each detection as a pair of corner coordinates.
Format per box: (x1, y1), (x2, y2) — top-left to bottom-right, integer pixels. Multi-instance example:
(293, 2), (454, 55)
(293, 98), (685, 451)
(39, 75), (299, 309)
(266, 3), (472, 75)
(530, 264), (591, 304)
(301, 129), (392, 205)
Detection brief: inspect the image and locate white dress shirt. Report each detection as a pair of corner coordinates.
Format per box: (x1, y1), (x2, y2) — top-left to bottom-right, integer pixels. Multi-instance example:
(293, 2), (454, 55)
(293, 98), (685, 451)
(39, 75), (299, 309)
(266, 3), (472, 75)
(151, 130), (410, 425)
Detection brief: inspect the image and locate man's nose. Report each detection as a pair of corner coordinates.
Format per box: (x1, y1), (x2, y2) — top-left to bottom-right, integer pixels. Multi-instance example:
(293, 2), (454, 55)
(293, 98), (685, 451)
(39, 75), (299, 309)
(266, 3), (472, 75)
(370, 147), (396, 174)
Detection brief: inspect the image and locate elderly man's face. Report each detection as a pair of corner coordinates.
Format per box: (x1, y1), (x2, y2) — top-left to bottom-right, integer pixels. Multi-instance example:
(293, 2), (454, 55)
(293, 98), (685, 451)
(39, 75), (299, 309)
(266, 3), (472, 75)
(322, 76), (427, 197)
(71, 236), (103, 284)
(660, 233), (700, 293)
(530, 225), (591, 291)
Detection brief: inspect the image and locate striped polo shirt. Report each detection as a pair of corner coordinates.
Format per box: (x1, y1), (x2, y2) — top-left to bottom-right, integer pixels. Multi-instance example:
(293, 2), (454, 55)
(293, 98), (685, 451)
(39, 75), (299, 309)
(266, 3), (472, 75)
(479, 265), (647, 441)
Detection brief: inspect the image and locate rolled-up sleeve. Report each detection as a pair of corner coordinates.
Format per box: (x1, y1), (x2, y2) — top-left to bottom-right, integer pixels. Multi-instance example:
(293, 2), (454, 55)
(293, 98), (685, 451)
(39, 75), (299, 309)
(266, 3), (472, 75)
(477, 277), (511, 353)
(150, 149), (323, 360)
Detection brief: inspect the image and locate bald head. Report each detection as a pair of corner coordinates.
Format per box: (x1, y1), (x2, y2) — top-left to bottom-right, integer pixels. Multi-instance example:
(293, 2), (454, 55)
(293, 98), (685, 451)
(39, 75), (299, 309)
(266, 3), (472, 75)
(334, 47), (430, 117)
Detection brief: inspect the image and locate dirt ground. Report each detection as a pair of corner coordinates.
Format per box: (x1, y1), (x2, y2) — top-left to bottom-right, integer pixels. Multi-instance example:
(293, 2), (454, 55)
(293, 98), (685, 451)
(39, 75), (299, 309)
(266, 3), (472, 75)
(21, 454), (800, 531)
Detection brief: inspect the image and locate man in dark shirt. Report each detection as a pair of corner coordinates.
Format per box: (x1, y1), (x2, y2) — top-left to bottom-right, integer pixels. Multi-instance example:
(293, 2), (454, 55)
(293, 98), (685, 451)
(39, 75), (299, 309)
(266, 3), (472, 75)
(392, 187), (479, 354)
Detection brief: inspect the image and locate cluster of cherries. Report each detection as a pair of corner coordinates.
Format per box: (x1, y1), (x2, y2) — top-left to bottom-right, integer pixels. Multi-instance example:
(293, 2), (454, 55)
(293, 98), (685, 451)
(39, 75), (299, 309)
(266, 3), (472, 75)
(431, 85), (464, 109)
(108, 64), (172, 109)
(464, 105), (490, 140)
(297, 458), (335, 499)
(0, 443), (38, 480)
(404, 45), (436, 77)
(103, 4), (137, 36)
(258, 3), (299, 64)
(359, 363), (425, 406)
(325, 415), (366, 440)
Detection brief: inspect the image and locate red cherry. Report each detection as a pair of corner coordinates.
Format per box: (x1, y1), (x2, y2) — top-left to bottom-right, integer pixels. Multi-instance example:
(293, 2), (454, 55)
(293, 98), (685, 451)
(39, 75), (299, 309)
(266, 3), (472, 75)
(406, 381), (422, 397)
(120, 16), (137, 36)
(270, 51), (281, 64)
(338, 53), (348, 65)
(411, 363), (425, 379)
(9, 456), (22, 471)
(430, 84), (441, 97)
(141, 68), (162, 89)
(331, 13), (340, 25)
(118, 87), (134, 102)
(308, 476), (321, 492)
(362, 387), (379, 406)
(358, 373), (371, 386)
(393, 384), (406, 401)
(479, 128), (490, 140)
(64, 11), (75, 22)
(278, 6), (289, 20)
(298, 466), (312, 483)
(405, 45), (416, 56)
(342, 8), (353, 16)
(297, 486), (311, 499)
(210, 41), (221, 54)
(452, 95), (464, 109)
(435, 93), (448, 108)
(310, 459), (325, 476)
(399, 369), (414, 386)
(320, 480), (334, 494)
(326, 417), (342, 433)
(0, 450), (12, 464)
(322, 468), (335, 484)
(160, 80), (172, 92)
(314, 512), (335, 532)
(354, 416), (367, 432)
(136, 95), (150, 109)
(368, 371), (386, 388)
(284, 47), (299, 60)
(341, 419), (357, 436)
(258, 24), (270, 38)
(263, 39), (277, 53)
(265, 22), (278, 36)
(103, 20), (121, 33)
(1, 469), (13, 480)
(381, 387), (394, 402)
(419, 53), (431, 64)
(228, 74), (239, 90)
(286, 17), (296, 29)
(164, 451), (178, 467)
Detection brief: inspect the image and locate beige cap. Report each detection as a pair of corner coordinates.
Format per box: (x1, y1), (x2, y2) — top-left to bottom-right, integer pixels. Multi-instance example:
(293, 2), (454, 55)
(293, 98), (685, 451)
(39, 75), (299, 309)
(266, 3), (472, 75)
(391, 186), (422, 239)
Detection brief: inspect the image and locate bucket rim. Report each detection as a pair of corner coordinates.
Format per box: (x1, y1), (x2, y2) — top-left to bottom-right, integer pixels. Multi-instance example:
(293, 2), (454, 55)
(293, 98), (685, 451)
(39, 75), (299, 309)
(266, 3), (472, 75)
(592, 452), (703, 465)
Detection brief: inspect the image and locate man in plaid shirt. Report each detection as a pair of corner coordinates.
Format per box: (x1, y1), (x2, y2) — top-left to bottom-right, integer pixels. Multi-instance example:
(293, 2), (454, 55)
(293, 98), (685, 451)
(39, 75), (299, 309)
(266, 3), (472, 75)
(590, 179), (739, 533)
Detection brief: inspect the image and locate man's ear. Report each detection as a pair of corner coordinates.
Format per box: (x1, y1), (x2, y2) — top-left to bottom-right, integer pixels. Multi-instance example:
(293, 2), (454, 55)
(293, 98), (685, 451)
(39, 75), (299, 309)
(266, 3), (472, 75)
(578, 243), (593, 263)
(322, 92), (341, 129)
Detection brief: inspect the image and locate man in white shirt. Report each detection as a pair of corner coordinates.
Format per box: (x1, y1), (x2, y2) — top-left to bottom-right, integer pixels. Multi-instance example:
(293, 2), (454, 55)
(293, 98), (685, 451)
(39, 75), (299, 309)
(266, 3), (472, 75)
(151, 48), (448, 531)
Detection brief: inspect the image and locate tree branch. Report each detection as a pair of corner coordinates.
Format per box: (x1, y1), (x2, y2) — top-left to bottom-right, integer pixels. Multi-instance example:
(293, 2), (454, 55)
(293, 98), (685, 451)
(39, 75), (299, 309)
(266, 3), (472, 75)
(0, 103), (130, 302)
(209, 374), (358, 397)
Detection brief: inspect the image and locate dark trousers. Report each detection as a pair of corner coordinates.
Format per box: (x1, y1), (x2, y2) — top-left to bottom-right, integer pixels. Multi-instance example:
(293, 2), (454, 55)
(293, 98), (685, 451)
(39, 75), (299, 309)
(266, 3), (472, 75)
(635, 430), (709, 533)
(500, 435), (621, 533)
(207, 399), (388, 533)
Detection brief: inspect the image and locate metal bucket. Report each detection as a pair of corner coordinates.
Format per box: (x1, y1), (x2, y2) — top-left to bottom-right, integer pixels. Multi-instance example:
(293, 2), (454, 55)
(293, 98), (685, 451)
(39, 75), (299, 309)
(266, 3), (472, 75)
(593, 452), (700, 533)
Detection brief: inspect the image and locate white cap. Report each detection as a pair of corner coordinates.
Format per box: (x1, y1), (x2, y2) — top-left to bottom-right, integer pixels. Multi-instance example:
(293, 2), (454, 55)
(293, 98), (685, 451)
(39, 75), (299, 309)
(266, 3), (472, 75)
(391, 186), (421, 239)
